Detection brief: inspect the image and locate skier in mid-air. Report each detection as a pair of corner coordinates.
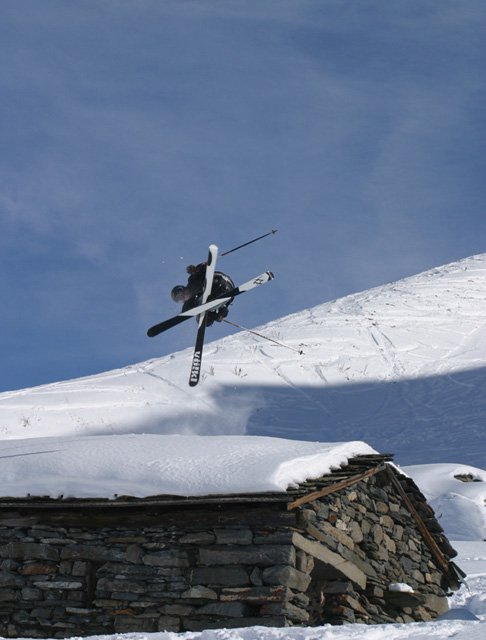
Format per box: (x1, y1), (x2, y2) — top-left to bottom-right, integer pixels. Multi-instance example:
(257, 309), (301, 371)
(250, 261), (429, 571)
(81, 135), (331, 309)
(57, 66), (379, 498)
(171, 262), (235, 326)
(148, 232), (277, 386)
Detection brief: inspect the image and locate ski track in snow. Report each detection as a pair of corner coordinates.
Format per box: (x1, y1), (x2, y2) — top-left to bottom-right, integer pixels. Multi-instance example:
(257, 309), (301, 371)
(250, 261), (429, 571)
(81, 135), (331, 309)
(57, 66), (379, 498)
(1, 253), (486, 465)
(0, 254), (486, 639)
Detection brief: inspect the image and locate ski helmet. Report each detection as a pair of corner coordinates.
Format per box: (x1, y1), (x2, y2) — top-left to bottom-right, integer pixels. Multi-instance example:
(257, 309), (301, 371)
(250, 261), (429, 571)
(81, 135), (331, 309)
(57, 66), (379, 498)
(171, 285), (189, 303)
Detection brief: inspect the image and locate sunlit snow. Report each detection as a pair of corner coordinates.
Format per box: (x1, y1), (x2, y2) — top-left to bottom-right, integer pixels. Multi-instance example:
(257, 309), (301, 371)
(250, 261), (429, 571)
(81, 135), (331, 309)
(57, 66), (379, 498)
(1, 254), (486, 466)
(0, 434), (375, 498)
(0, 254), (485, 640)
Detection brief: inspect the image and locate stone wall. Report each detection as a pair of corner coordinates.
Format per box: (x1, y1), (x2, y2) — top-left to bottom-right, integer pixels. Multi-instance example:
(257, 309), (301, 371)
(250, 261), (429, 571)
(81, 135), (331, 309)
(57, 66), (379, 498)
(1, 504), (306, 637)
(0, 464), (460, 637)
(294, 467), (457, 624)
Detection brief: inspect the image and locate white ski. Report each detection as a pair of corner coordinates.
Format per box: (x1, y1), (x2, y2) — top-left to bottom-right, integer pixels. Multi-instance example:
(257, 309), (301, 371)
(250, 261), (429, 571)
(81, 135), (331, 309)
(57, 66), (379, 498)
(189, 244), (218, 387)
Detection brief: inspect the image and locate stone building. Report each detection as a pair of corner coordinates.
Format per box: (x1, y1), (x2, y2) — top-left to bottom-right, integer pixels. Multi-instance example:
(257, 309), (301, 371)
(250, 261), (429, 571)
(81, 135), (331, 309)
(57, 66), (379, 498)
(0, 451), (464, 637)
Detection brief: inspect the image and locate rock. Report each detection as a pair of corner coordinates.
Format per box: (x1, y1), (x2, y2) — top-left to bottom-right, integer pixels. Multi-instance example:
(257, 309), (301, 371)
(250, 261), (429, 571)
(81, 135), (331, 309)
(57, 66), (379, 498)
(181, 585), (217, 600)
(19, 563), (57, 576)
(179, 531), (215, 545)
(424, 594), (449, 616)
(33, 580), (83, 590)
(372, 524), (384, 545)
(0, 543), (59, 561)
(197, 602), (247, 617)
(220, 586), (290, 604)
(262, 565), (311, 592)
(214, 528), (253, 545)
(260, 601), (309, 623)
(199, 545), (295, 567)
(190, 566), (250, 586)
(143, 550), (190, 567)
(157, 615), (180, 631)
(384, 590), (426, 608)
(349, 522), (364, 543)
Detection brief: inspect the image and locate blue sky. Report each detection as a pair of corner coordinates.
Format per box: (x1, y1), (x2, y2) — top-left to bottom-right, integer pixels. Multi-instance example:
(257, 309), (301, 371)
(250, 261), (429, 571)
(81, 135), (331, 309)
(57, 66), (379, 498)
(1, 0), (485, 391)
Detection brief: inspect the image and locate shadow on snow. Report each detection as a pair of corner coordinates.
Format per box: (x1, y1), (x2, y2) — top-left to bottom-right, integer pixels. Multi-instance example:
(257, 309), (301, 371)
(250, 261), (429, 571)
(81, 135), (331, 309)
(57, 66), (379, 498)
(211, 365), (486, 467)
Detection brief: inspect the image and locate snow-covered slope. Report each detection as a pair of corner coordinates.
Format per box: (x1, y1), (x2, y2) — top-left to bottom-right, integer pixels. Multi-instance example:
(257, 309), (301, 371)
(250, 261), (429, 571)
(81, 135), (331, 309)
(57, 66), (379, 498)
(1, 253), (486, 466)
(404, 463), (486, 541)
(0, 254), (485, 635)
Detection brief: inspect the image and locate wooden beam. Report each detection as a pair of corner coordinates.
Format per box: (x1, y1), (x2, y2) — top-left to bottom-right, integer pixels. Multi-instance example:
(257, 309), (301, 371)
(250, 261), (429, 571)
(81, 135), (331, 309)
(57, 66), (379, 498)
(385, 467), (460, 587)
(0, 493), (290, 511)
(287, 465), (384, 510)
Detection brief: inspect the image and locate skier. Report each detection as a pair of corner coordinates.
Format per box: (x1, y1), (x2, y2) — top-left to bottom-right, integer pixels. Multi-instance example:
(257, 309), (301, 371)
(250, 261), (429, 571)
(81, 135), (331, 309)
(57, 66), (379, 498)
(171, 262), (235, 326)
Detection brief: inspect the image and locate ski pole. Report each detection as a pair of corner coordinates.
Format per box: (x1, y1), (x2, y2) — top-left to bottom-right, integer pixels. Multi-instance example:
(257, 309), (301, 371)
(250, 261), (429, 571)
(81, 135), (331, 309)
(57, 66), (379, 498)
(221, 229), (278, 257)
(223, 319), (303, 354)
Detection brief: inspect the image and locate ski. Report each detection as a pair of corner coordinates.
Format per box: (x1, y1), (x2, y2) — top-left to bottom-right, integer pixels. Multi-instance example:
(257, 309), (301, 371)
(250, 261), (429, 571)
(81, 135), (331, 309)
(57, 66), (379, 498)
(188, 244), (218, 387)
(146, 270), (274, 338)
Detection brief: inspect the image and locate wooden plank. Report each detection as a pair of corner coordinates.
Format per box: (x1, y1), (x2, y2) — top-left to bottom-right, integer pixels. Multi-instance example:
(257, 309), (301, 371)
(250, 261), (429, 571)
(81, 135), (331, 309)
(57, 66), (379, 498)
(287, 465), (384, 510)
(384, 467), (460, 587)
(0, 493), (291, 510)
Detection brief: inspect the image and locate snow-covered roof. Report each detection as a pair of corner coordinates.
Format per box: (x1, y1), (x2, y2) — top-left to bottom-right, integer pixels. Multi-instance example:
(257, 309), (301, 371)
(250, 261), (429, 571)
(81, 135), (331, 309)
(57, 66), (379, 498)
(0, 434), (376, 500)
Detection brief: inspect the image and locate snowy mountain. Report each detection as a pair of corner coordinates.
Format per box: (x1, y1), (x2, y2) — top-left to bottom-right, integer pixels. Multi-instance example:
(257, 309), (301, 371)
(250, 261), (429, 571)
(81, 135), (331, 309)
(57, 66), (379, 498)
(0, 253), (485, 637)
(1, 253), (486, 466)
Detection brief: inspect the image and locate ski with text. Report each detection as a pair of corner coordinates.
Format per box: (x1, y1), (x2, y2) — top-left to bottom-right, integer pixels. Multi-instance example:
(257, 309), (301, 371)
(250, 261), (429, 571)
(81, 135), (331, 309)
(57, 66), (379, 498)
(188, 244), (218, 387)
(146, 270), (275, 338)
